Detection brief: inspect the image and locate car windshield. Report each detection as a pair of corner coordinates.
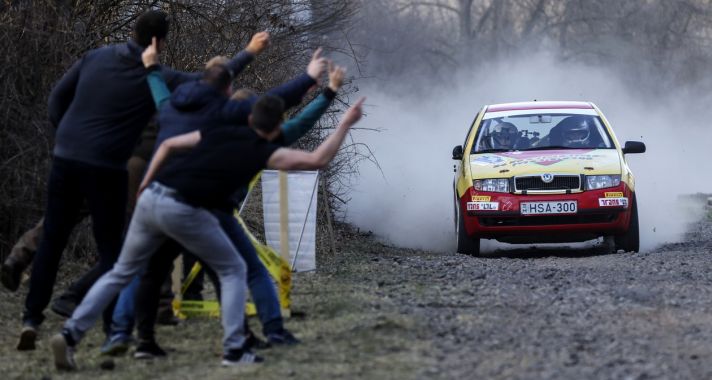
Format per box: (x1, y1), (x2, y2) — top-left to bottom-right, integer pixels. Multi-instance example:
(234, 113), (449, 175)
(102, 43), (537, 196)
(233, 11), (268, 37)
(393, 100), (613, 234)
(472, 111), (614, 153)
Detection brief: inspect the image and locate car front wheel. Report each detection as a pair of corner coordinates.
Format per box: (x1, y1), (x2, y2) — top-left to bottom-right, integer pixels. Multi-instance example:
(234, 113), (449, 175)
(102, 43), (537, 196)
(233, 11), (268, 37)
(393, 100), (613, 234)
(456, 200), (481, 256)
(614, 193), (640, 253)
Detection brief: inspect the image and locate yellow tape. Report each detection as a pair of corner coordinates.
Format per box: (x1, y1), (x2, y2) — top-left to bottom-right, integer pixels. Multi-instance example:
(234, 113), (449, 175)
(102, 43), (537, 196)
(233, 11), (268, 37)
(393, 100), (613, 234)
(174, 171), (292, 318)
(235, 214), (292, 314)
(605, 192), (624, 198)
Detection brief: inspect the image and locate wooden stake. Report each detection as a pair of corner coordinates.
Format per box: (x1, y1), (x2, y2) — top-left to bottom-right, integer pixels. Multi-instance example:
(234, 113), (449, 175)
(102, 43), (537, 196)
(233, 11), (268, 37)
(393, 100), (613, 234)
(279, 170), (290, 267)
(171, 255), (183, 300)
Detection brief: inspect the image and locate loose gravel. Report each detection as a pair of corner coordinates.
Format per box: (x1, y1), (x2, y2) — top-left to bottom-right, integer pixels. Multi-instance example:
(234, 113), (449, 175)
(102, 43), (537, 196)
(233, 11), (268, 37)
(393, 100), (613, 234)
(2, 213), (711, 379)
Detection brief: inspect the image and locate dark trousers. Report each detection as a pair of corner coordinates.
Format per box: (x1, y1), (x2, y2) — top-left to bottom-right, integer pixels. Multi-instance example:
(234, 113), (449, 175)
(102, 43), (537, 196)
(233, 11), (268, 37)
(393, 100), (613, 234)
(23, 157), (127, 327)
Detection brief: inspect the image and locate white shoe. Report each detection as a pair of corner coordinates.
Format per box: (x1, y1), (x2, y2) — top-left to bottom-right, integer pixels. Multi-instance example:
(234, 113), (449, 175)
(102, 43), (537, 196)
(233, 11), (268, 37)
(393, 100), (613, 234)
(221, 348), (264, 366)
(50, 333), (77, 371)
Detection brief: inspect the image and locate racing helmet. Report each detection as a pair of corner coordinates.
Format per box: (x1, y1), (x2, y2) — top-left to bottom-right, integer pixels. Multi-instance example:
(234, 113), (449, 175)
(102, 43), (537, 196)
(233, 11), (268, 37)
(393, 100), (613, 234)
(489, 122), (518, 149)
(559, 117), (591, 147)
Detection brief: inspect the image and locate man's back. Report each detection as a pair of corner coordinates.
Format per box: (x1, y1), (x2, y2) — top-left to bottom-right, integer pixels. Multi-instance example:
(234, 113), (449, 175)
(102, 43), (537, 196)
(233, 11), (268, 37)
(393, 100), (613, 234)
(52, 42), (156, 169)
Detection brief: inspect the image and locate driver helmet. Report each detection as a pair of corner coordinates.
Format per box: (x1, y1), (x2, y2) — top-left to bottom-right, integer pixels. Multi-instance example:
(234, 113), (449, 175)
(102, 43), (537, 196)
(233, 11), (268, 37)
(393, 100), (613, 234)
(490, 122), (518, 149)
(560, 117), (591, 147)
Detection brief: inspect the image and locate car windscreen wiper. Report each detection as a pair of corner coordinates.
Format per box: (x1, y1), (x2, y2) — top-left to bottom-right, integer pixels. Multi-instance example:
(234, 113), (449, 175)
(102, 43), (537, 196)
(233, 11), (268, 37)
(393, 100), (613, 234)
(475, 148), (514, 153)
(520, 146), (575, 151)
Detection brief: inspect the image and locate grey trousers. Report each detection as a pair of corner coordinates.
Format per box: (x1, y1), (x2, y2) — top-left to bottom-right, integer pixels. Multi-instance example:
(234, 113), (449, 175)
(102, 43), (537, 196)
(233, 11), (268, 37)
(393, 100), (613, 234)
(64, 182), (247, 353)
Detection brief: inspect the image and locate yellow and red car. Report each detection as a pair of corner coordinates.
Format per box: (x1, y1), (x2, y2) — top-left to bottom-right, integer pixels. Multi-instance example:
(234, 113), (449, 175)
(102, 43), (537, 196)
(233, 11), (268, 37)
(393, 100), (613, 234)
(452, 101), (645, 256)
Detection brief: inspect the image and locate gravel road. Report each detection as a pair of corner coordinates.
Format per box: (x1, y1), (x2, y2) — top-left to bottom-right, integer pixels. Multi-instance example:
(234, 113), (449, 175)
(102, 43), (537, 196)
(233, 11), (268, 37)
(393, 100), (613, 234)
(2, 211), (711, 379)
(324, 214), (712, 379)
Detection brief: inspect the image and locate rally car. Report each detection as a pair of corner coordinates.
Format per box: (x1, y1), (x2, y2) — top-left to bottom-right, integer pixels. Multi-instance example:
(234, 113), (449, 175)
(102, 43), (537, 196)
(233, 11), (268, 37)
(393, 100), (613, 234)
(452, 101), (645, 256)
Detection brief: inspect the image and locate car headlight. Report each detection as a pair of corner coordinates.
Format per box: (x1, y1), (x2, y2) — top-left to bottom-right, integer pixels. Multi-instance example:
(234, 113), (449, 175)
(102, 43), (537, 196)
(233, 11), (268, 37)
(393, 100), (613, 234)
(586, 175), (621, 190)
(474, 178), (509, 193)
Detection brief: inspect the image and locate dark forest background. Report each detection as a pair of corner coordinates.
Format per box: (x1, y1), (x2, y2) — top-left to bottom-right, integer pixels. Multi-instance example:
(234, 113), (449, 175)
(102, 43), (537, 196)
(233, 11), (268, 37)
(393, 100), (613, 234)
(3, 0), (712, 259)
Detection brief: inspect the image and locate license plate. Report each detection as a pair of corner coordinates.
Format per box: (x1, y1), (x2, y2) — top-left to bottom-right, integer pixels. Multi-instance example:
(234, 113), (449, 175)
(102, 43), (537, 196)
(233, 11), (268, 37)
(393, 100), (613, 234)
(520, 201), (577, 215)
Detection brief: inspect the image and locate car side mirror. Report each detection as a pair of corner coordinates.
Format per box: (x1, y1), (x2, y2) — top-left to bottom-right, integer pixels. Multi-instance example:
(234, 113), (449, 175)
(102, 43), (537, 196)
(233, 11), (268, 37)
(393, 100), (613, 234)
(452, 145), (463, 160)
(622, 141), (646, 154)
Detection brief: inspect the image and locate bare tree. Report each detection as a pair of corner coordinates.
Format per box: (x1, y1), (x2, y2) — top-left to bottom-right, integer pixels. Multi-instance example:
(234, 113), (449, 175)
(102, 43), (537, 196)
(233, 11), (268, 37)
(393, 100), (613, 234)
(0, 0), (359, 259)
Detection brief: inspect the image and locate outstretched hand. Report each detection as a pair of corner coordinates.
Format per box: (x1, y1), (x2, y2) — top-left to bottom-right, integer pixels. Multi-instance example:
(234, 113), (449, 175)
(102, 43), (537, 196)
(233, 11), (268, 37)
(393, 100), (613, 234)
(306, 48), (328, 82)
(246, 31), (270, 55)
(341, 97), (366, 128)
(327, 61), (346, 92)
(142, 37), (160, 68)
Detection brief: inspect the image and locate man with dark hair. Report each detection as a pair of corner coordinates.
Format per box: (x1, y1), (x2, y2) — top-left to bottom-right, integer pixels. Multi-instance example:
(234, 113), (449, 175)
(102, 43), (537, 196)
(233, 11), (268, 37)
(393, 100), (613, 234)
(132, 10), (170, 47)
(16, 9), (270, 351)
(49, 61), (365, 368)
(170, 61), (347, 349)
(251, 96), (286, 131)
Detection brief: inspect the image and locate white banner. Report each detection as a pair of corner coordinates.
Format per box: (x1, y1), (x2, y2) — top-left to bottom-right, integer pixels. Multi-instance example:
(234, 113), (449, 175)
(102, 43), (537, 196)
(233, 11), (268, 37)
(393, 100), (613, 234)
(262, 170), (319, 272)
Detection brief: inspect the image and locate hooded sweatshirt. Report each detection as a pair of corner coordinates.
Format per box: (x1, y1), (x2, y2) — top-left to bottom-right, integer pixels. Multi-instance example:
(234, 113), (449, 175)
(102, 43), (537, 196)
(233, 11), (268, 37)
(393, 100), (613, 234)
(154, 72), (316, 148)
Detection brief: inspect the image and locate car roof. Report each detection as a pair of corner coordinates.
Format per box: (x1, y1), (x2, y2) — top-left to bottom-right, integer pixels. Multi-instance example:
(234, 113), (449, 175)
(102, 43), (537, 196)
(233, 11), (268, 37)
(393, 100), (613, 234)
(486, 101), (594, 113)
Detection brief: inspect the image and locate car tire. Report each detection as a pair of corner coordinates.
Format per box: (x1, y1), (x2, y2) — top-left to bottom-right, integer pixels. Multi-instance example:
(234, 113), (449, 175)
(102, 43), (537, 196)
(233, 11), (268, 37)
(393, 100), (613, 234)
(456, 200), (481, 256)
(614, 193), (639, 253)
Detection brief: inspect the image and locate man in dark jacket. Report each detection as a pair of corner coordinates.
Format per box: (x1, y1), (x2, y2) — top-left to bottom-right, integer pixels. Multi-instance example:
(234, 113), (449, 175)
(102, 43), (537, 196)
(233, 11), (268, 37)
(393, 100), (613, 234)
(17, 9), (265, 351)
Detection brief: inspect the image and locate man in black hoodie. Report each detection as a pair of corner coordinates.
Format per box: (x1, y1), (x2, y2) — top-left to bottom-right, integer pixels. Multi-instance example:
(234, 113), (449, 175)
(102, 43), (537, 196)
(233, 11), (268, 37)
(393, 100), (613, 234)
(18, 10), (283, 351)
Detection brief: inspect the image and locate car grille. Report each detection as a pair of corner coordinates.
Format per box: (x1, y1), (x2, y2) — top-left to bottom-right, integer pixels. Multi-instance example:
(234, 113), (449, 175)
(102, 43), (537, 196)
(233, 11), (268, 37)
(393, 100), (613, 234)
(514, 175), (581, 191)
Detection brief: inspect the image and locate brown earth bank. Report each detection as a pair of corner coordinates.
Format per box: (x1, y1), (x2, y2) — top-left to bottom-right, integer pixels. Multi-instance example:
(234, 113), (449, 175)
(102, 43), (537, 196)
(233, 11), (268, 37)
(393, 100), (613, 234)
(2, 214), (712, 379)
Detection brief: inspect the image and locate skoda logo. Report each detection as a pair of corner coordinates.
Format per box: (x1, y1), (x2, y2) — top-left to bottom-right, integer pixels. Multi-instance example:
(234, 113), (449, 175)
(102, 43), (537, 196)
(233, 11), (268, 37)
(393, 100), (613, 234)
(541, 173), (554, 183)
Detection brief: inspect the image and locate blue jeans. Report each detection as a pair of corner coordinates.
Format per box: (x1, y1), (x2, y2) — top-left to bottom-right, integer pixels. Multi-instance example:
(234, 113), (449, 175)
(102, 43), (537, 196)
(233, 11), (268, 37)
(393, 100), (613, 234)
(133, 208), (285, 341)
(108, 274), (141, 339)
(65, 183), (248, 353)
(213, 210), (283, 334)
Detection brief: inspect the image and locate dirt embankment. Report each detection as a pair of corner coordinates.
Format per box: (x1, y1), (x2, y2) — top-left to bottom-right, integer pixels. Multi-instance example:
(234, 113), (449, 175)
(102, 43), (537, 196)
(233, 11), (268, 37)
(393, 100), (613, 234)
(2, 215), (712, 379)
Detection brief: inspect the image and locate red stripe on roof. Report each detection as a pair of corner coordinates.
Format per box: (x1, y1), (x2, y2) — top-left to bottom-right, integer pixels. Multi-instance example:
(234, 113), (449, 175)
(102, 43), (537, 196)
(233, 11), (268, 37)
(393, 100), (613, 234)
(486, 101), (593, 112)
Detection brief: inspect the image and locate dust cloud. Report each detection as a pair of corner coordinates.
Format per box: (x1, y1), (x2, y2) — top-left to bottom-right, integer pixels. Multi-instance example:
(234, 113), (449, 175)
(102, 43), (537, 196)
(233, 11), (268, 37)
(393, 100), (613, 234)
(346, 54), (711, 253)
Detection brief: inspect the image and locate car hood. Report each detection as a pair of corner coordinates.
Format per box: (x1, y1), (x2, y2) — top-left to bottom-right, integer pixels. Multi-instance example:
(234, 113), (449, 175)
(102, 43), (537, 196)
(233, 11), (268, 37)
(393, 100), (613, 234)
(468, 149), (622, 178)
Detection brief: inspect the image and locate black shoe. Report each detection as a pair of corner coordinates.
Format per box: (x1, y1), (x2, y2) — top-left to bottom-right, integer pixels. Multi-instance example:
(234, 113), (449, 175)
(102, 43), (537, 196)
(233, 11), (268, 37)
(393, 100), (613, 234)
(1, 261), (23, 292)
(51, 297), (77, 318)
(266, 328), (300, 346)
(134, 339), (167, 359)
(156, 307), (180, 326)
(244, 332), (271, 350)
(221, 348), (263, 366)
(16, 324), (37, 351)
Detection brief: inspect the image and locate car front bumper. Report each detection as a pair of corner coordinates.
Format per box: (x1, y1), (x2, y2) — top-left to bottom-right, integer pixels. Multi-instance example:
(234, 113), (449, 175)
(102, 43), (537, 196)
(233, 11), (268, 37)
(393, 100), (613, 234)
(458, 184), (633, 243)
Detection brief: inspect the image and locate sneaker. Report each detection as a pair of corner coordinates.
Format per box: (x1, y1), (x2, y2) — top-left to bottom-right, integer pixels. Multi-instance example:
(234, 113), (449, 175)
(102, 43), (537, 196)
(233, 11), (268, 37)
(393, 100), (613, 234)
(266, 328), (300, 346)
(51, 297), (77, 318)
(244, 332), (271, 350)
(221, 348), (264, 366)
(16, 325), (37, 351)
(50, 333), (77, 371)
(134, 339), (167, 359)
(1, 260), (23, 292)
(100, 334), (133, 356)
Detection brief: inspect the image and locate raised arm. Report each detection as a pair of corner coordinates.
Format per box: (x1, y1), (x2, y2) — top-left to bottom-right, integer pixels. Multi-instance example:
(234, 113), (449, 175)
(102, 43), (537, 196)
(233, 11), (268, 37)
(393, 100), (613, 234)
(160, 31), (270, 89)
(138, 130), (202, 195)
(48, 57), (83, 128)
(221, 48), (328, 124)
(280, 63), (346, 145)
(267, 97), (365, 170)
(142, 38), (171, 108)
